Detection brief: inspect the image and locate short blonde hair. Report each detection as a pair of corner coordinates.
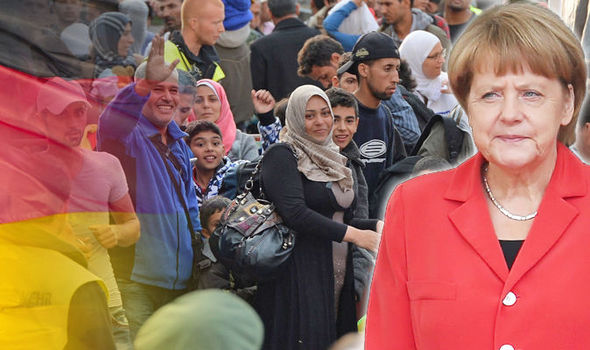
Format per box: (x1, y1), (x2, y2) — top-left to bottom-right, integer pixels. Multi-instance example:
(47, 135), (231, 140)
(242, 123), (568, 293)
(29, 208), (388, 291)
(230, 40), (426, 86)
(181, 0), (224, 29)
(448, 2), (586, 145)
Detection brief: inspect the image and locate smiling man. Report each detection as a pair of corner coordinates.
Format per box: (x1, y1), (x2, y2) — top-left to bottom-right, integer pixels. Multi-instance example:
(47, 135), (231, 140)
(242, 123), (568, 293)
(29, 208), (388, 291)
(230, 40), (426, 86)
(164, 0), (226, 81)
(98, 36), (201, 340)
(337, 31), (406, 201)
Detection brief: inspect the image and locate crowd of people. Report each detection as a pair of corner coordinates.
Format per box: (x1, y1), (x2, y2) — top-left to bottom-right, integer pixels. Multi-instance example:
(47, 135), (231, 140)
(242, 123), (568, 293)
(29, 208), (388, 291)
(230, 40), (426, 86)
(2, 0), (590, 349)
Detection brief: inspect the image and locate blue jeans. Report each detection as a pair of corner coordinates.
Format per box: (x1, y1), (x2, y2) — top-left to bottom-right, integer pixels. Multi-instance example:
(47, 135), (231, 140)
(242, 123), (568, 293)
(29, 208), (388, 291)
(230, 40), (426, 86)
(110, 306), (132, 350)
(116, 278), (186, 341)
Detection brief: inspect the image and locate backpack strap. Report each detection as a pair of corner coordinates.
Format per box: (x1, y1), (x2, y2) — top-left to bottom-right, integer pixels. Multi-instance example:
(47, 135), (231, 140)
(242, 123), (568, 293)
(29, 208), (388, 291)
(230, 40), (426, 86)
(445, 107), (467, 164)
(410, 114), (443, 156)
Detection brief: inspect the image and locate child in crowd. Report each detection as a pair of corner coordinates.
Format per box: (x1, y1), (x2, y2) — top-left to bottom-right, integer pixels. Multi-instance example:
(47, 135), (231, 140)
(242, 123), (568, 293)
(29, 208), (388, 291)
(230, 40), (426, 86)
(194, 196), (256, 303)
(185, 120), (246, 206)
(326, 87), (377, 319)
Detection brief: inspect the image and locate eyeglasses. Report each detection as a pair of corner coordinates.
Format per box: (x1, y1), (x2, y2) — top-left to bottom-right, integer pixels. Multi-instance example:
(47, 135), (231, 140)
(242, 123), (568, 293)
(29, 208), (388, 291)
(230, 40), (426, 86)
(426, 49), (446, 61)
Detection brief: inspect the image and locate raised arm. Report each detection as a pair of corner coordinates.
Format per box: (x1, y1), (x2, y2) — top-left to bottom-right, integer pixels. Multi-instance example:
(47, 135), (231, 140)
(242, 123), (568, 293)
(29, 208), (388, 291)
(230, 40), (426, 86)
(252, 89), (282, 151)
(323, 1), (363, 51)
(98, 84), (148, 143)
(98, 36), (179, 143)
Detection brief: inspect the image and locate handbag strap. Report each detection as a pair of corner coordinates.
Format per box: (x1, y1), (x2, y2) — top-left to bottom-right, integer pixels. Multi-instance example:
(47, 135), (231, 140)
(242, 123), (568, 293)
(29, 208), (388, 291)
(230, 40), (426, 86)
(243, 159), (262, 195)
(150, 135), (197, 237)
(242, 143), (296, 199)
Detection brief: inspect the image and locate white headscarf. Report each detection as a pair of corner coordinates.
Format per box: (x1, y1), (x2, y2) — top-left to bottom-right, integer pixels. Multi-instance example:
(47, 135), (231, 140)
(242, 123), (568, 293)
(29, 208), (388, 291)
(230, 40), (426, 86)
(399, 30), (444, 103)
(279, 85), (353, 192)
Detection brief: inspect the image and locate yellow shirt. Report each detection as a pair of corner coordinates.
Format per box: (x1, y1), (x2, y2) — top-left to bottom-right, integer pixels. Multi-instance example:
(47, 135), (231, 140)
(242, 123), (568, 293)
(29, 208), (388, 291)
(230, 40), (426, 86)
(164, 40), (225, 82)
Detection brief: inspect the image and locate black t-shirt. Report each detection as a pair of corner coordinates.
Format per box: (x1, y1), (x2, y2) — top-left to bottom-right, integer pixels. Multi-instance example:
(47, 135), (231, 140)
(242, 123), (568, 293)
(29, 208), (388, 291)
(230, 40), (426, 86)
(353, 101), (406, 195)
(499, 239), (524, 270)
(448, 11), (477, 43)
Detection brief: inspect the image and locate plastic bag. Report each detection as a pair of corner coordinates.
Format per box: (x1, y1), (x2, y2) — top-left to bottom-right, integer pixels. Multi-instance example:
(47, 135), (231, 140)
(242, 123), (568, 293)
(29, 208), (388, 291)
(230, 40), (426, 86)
(328, 0), (379, 35)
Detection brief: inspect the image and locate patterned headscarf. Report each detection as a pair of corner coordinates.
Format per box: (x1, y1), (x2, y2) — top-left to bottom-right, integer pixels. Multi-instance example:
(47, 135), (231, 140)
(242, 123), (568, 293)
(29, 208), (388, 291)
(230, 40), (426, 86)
(280, 85), (353, 192)
(89, 12), (136, 78)
(195, 79), (237, 156)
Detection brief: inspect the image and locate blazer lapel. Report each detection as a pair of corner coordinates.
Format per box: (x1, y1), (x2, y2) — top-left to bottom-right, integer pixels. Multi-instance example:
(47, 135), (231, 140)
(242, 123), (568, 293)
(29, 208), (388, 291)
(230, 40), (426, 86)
(446, 154), (509, 282)
(505, 144), (586, 289)
(449, 196), (509, 282)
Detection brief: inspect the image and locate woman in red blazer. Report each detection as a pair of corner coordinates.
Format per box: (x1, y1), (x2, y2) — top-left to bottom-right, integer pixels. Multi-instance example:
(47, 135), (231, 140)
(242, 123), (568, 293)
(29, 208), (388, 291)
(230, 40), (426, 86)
(365, 3), (590, 349)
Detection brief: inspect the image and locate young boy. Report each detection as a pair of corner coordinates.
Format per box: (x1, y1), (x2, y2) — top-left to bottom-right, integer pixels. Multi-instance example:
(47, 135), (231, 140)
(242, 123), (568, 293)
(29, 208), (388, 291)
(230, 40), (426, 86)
(185, 121), (245, 206)
(326, 87), (376, 319)
(194, 196), (256, 302)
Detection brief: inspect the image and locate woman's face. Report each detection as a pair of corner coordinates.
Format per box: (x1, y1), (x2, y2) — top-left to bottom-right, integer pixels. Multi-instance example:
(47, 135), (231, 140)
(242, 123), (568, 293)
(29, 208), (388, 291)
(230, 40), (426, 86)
(194, 86), (221, 123)
(117, 23), (134, 57)
(467, 67), (574, 171)
(304, 96), (333, 143)
(422, 42), (444, 80)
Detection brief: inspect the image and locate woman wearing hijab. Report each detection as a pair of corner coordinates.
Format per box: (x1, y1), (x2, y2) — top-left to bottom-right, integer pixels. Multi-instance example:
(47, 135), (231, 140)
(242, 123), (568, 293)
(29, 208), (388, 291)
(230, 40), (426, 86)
(399, 30), (458, 117)
(89, 12), (138, 116)
(194, 79), (259, 161)
(119, 0), (152, 56)
(256, 85), (381, 350)
(89, 12), (137, 80)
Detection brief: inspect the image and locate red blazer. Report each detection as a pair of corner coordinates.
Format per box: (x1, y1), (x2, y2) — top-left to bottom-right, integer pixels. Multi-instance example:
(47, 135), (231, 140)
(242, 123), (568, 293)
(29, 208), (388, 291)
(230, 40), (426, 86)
(365, 144), (590, 349)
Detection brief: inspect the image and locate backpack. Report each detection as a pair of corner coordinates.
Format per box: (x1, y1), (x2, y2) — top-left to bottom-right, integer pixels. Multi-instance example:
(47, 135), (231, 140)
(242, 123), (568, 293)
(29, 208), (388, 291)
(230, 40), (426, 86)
(368, 108), (472, 219)
(410, 113), (465, 164)
(398, 85), (436, 131)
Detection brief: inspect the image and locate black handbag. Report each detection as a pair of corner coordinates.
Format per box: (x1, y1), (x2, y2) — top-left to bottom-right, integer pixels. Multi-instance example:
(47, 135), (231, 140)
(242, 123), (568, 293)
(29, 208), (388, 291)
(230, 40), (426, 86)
(210, 159), (295, 284)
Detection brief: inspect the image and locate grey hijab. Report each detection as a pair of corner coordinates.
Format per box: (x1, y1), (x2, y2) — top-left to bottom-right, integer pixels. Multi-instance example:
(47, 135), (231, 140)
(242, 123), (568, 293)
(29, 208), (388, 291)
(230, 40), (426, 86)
(119, 0), (148, 55)
(280, 85), (353, 192)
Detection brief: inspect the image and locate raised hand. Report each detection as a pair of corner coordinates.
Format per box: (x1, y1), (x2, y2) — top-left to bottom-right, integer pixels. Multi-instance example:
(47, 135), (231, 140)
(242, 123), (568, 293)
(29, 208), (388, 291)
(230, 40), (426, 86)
(145, 35), (179, 84)
(251, 89), (276, 114)
(135, 35), (179, 96)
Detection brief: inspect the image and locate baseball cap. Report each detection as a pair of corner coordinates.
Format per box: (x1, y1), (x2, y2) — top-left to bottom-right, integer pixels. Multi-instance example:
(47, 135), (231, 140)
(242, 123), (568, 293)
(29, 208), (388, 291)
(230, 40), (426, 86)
(337, 31), (400, 76)
(36, 77), (90, 115)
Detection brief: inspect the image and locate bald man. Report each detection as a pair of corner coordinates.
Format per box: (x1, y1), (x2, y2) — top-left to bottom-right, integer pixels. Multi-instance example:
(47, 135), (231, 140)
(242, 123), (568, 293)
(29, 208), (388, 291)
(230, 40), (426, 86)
(164, 0), (226, 81)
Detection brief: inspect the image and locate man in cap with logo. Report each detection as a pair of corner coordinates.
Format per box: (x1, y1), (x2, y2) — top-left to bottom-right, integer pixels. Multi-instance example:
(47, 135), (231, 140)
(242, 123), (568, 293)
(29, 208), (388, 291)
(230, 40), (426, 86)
(36, 77), (140, 348)
(0, 78), (116, 350)
(338, 31), (406, 204)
